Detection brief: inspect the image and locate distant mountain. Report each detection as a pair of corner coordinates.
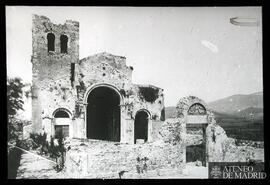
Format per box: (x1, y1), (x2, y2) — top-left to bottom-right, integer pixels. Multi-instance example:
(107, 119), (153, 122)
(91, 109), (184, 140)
(208, 91), (263, 115)
(165, 106), (177, 119)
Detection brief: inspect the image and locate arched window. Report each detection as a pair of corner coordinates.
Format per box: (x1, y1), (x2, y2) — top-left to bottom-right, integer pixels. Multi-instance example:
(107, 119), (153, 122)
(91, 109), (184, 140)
(60, 35), (68, 53)
(54, 110), (70, 118)
(47, 33), (55, 52)
(188, 103), (206, 115)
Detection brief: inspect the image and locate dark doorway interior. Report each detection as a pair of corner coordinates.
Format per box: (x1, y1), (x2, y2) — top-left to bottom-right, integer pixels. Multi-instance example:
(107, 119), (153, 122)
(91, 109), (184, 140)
(186, 124), (207, 166)
(54, 110), (70, 138)
(134, 111), (148, 144)
(87, 87), (120, 142)
(186, 144), (206, 165)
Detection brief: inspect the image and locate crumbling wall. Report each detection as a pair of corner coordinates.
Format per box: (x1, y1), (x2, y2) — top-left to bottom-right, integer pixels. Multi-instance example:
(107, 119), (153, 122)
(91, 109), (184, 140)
(75, 52), (135, 132)
(77, 52), (133, 102)
(174, 96), (265, 164)
(131, 85), (164, 121)
(158, 118), (186, 144)
(76, 52), (165, 142)
(175, 96), (210, 118)
(206, 122), (264, 162)
(64, 118), (185, 178)
(65, 141), (185, 178)
(32, 14), (79, 83)
(77, 53), (164, 122)
(151, 121), (163, 141)
(40, 77), (76, 118)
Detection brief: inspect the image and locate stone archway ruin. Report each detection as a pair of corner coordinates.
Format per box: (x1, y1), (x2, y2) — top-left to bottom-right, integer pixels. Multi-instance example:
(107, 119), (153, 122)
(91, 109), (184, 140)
(86, 86), (121, 142)
(175, 96), (211, 167)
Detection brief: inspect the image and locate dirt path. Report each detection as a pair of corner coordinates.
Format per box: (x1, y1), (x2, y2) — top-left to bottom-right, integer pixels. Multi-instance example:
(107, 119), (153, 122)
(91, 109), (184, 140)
(16, 152), (62, 179)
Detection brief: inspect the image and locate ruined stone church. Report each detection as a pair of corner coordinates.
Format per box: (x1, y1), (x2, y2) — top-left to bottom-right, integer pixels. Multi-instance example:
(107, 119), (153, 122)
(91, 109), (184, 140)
(31, 14), (165, 144)
(25, 15), (260, 177)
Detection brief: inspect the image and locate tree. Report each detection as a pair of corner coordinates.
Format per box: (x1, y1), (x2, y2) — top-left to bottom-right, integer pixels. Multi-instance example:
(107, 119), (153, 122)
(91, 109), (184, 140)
(7, 77), (25, 141)
(7, 77), (25, 116)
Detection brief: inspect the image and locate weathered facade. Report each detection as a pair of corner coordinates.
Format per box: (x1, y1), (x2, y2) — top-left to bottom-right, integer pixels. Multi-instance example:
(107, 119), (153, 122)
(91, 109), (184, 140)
(31, 14), (164, 144)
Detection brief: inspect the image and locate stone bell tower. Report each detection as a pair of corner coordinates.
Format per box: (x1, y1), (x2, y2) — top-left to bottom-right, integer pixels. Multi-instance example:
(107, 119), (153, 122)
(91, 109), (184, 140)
(31, 14), (79, 133)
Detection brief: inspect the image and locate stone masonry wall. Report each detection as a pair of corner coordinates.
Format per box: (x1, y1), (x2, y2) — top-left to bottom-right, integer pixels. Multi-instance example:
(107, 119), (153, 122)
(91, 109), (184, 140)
(32, 14), (79, 84)
(64, 118), (185, 178)
(206, 123), (264, 163)
(78, 52), (133, 92)
(76, 52), (164, 123)
(131, 85), (164, 121)
(175, 96), (211, 118)
(31, 14), (79, 133)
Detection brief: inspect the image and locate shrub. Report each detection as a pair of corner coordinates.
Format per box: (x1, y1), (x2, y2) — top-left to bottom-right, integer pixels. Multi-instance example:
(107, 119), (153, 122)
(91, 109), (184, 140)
(138, 87), (159, 103)
(16, 139), (34, 151)
(29, 132), (47, 150)
(8, 118), (24, 142)
(136, 157), (149, 174)
(29, 132), (67, 171)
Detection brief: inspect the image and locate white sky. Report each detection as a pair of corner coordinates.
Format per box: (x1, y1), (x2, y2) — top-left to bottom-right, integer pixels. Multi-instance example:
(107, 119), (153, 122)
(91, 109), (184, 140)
(6, 6), (262, 108)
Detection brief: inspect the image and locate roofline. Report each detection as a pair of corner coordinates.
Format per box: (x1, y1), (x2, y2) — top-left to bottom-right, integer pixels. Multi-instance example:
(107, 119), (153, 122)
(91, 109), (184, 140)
(79, 52), (126, 62)
(134, 84), (163, 91)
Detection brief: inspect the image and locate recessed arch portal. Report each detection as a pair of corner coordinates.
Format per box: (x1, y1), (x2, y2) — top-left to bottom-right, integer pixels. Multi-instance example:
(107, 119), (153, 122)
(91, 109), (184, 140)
(86, 86), (121, 142)
(134, 110), (150, 144)
(53, 108), (71, 138)
(186, 103), (207, 166)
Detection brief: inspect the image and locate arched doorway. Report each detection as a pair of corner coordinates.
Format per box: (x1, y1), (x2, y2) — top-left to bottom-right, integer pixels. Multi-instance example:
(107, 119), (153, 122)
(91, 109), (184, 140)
(86, 86), (120, 142)
(134, 110), (149, 144)
(53, 108), (71, 138)
(186, 103), (207, 166)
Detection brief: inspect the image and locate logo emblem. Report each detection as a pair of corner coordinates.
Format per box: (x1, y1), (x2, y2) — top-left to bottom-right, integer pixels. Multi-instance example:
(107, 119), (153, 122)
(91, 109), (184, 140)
(210, 165), (222, 179)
